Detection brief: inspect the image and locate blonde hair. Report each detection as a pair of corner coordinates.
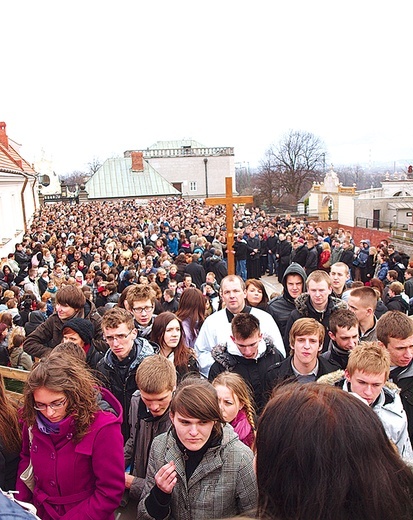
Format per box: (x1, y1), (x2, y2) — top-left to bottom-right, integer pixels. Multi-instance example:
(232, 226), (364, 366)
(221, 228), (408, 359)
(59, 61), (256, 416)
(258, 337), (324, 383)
(212, 372), (256, 431)
(347, 342), (390, 379)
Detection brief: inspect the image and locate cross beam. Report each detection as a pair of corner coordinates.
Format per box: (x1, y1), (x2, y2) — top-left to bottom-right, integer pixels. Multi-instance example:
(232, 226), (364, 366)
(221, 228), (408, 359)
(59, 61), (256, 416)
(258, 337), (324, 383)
(205, 177), (253, 275)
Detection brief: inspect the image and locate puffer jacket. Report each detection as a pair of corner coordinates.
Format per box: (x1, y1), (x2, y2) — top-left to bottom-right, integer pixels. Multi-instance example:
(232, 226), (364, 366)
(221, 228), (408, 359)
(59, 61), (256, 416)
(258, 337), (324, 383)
(283, 293), (347, 352)
(318, 371), (413, 462)
(209, 336), (284, 414)
(138, 424), (257, 520)
(23, 300), (104, 359)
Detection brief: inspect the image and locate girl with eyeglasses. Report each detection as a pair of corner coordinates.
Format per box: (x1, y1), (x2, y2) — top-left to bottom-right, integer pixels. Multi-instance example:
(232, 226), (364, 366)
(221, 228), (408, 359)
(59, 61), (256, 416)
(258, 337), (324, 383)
(16, 352), (125, 519)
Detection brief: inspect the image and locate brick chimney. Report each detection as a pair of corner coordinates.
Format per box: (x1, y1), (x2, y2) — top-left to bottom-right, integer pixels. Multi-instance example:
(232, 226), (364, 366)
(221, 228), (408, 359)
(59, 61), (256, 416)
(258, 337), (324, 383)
(0, 122), (9, 149)
(131, 151), (144, 172)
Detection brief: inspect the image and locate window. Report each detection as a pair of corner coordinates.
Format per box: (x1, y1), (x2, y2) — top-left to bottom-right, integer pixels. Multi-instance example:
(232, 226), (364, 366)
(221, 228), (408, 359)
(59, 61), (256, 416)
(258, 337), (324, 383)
(189, 181), (197, 192)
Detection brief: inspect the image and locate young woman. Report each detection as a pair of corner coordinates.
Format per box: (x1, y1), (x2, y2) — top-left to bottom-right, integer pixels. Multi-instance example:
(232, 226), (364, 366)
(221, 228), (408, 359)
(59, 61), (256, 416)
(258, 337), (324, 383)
(245, 279), (276, 319)
(176, 287), (206, 348)
(16, 354), (125, 519)
(138, 378), (257, 520)
(151, 312), (199, 381)
(0, 373), (21, 491)
(212, 372), (255, 448)
(256, 383), (413, 520)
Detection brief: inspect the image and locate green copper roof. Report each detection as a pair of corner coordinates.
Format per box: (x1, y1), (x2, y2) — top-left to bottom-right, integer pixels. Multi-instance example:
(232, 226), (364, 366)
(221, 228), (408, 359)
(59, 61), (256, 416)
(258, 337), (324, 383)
(85, 156), (180, 199)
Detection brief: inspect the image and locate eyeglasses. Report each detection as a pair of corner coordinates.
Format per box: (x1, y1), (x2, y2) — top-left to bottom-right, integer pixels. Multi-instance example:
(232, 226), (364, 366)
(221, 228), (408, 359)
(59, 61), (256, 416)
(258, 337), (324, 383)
(132, 305), (154, 315)
(104, 329), (135, 343)
(34, 398), (67, 411)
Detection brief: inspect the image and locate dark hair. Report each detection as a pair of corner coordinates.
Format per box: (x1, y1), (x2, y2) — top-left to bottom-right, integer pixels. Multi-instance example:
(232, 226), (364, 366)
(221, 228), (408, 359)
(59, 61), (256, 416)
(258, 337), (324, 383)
(256, 383), (413, 520)
(245, 279), (269, 306)
(329, 309), (358, 334)
(55, 285), (86, 310)
(231, 313), (260, 339)
(376, 310), (413, 346)
(151, 312), (193, 370)
(0, 374), (21, 453)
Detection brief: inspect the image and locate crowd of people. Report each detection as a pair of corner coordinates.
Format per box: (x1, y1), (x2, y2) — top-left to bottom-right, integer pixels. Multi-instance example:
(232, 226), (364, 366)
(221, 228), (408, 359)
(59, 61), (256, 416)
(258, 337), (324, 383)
(0, 197), (413, 519)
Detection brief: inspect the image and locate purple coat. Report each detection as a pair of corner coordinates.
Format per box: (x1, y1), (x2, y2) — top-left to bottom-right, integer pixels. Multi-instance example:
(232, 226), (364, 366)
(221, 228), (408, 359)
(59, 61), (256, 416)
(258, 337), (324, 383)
(16, 388), (124, 520)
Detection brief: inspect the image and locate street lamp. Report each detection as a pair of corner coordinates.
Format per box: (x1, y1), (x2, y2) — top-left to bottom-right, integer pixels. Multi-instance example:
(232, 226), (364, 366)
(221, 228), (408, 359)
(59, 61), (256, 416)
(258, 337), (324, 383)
(204, 158), (209, 198)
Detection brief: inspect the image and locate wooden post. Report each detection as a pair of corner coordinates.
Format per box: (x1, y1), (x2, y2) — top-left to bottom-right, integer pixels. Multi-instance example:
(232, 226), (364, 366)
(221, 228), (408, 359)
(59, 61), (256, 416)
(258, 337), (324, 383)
(205, 177), (253, 275)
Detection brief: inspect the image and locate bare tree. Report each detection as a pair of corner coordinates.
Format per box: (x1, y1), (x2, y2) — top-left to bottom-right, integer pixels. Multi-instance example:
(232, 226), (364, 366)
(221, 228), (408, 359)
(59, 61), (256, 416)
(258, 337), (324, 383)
(60, 170), (88, 188)
(253, 151), (285, 207)
(268, 130), (327, 200)
(88, 156), (102, 176)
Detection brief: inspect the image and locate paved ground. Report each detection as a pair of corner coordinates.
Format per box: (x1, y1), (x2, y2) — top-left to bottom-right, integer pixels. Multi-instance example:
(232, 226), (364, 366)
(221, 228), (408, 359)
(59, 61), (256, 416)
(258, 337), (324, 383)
(260, 273), (283, 299)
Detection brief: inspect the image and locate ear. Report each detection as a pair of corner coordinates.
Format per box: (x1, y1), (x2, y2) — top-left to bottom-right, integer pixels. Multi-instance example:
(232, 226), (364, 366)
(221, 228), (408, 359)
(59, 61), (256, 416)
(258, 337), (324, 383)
(328, 330), (335, 340)
(169, 411), (174, 422)
(344, 369), (351, 381)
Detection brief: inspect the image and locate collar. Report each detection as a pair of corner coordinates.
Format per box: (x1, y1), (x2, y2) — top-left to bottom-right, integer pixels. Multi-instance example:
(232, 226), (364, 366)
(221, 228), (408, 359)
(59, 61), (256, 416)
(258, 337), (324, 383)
(291, 358), (319, 377)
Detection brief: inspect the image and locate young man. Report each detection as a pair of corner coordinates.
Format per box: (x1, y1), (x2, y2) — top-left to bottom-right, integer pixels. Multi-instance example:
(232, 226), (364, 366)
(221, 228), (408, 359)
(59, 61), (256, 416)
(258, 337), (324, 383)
(283, 270), (346, 352)
(195, 274), (285, 377)
(319, 342), (413, 461)
(266, 317), (336, 395)
(23, 284), (103, 359)
(269, 263), (307, 337)
(329, 262), (350, 299)
(347, 286), (378, 341)
(404, 268), (413, 299)
(377, 311), (413, 442)
(123, 356), (176, 503)
(96, 307), (157, 441)
(208, 313), (284, 413)
(126, 284), (157, 340)
(386, 281), (409, 313)
(321, 308), (359, 369)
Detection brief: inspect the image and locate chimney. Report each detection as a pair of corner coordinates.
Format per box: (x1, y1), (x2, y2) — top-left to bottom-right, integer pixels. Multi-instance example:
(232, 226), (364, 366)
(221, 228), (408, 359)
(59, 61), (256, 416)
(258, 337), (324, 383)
(0, 122), (9, 149)
(131, 151), (144, 172)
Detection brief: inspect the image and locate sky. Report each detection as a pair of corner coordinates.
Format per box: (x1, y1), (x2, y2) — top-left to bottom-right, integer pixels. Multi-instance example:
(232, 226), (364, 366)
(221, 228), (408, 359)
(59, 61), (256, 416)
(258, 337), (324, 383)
(1, 1), (412, 177)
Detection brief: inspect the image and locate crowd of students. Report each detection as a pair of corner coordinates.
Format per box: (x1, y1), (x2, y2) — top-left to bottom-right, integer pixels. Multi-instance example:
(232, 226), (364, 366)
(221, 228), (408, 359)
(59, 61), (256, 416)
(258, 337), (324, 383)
(0, 197), (413, 519)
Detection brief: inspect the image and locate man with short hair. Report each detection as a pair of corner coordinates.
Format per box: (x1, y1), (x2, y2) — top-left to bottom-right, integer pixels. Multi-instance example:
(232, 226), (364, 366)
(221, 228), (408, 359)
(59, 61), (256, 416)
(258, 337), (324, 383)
(184, 253), (206, 289)
(383, 269), (399, 304)
(283, 270), (346, 352)
(304, 235), (318, 275)
(126, 284), (157, 340)
(329, 262), (350, 299)
(209, 313), (284, 413)
(386, 281), (409, 313)
(124, 356), (176, 503)
(266, 317), (336, 395)
(195, 274), (285, 377)
(321, 308), (359, 369)
(404, 268), (413, 299)
(269, 263), (307, 337)
(97, 307), (157, 441)
(377, 310), (413, 442)
(347, 286), (378, 341)
(319, 342), (412, 461)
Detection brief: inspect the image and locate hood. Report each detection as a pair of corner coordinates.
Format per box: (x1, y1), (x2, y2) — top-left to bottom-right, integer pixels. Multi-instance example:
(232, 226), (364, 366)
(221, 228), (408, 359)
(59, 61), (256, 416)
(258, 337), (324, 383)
(28, 310), (47, 324)
(97, 386), (122, 417)
(281, 262), (307, 304)
(361, 239), (370, 247)
(211, 335), (277, 369)
(294, 293), (347, 316)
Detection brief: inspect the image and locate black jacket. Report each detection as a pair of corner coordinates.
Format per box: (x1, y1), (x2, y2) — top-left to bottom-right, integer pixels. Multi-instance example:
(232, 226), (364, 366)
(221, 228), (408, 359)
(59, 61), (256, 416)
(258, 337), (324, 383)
(96, 339), (158, 441)
(265, 355), (338, 398)
(390, 361), (413, 442)
(269, 263), (307, 337)
(284, 294), (347, 352)
(320, 340), (350, 369)
(291, 244), (308, 267)
(208, 336), (284, 414)
(387, 295), (409, 313)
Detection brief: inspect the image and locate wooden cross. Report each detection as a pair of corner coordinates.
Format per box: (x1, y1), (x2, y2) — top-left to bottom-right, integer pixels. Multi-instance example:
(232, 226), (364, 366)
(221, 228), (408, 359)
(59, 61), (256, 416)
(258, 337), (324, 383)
(205, 177), (253, 275)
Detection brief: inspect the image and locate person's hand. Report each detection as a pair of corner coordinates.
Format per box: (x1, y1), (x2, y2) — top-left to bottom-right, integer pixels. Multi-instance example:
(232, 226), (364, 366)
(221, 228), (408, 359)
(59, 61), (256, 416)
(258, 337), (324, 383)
(125, 473), (134, 489)
(155, 461), (177, 494)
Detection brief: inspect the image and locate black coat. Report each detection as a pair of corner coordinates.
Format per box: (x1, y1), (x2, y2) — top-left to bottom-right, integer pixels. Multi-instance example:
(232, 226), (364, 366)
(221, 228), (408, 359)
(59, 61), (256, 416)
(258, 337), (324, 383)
(208, 336), (284, 414)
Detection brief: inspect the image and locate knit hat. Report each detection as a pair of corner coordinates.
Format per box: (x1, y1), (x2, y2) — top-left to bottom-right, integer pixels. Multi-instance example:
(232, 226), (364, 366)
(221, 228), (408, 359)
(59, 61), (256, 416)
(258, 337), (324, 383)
(62, 318), (94, 344)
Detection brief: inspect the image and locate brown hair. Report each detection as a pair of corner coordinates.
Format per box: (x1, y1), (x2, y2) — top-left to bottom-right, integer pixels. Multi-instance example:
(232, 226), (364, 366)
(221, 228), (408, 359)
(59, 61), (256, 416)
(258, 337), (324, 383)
(135, 355), (177, 394)
(256, 383), (413, 520)
(245, 279), (269, 306)
(289, 318), (325, 348)
(376, 311), (413, 346)
(349, 286), (378, 310)
(0, 373), (21, 453)
(170, 378), (224, 438)
(151, 312), (193, 370)
(126, 284), (156, 307)
(231, 313), (260, 340)
(101, 307), (134, 331)
(176, 287), (206, 332)
(329, 309), (358, 334)
(347, 341), (390, 379)
(389, 281), (404, 295)
(55, 285), (86, 310)
(23, 354), (99, 441)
